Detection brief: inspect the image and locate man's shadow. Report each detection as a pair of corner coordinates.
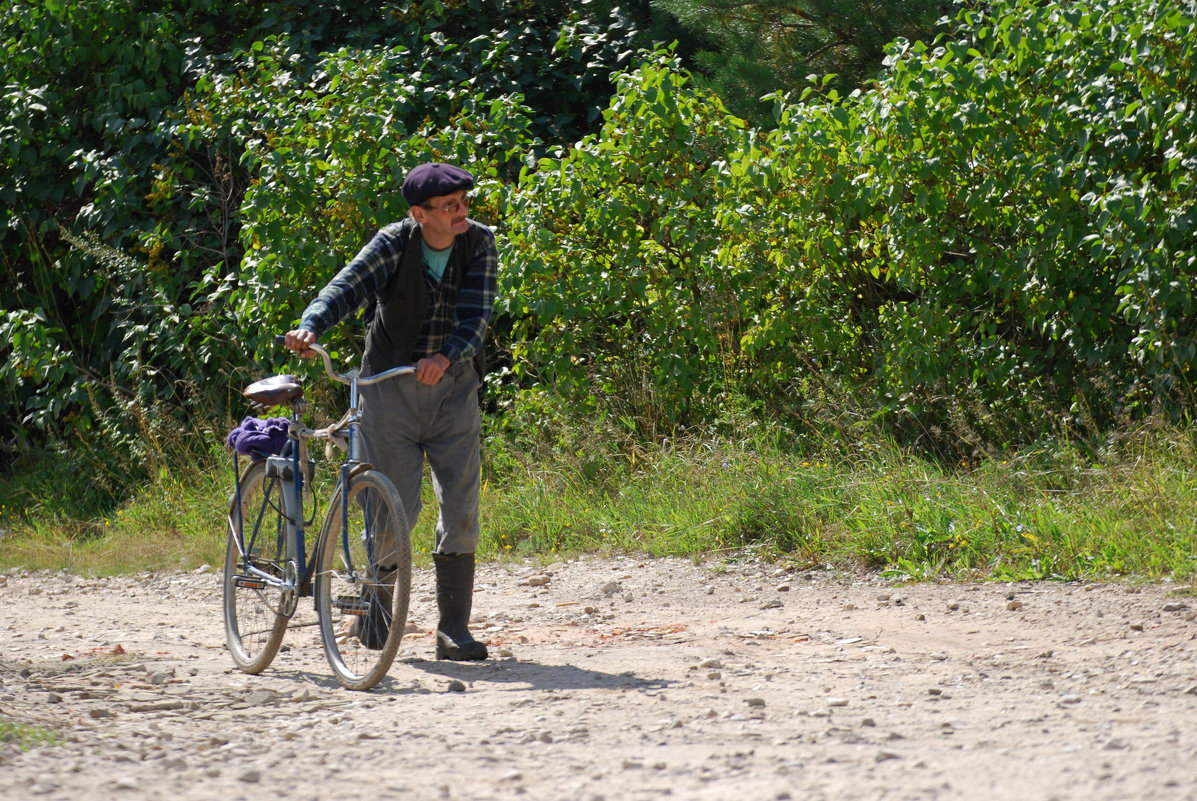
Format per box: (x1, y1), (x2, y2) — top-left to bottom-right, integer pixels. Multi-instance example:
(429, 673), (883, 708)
(391, 655), (673, 693)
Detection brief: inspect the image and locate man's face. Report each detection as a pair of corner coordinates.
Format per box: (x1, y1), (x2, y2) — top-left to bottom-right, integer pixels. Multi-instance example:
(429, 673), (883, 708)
(414, 189), (471, 242)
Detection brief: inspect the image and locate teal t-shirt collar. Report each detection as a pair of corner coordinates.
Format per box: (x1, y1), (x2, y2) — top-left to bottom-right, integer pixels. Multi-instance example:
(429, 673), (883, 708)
(421, 238), (454, 282)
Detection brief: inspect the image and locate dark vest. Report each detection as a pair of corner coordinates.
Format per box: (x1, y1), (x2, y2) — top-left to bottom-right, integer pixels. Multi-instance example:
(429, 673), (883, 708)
(363, 218), (485, 378)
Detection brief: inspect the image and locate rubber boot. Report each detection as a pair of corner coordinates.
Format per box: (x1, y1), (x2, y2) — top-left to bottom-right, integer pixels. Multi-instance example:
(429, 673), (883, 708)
(434, 552), (488, 661)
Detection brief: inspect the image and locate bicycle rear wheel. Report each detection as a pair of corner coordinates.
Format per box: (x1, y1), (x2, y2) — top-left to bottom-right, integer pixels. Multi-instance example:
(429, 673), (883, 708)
(314, 469), (411, 691)
(223, 459), (291, 674)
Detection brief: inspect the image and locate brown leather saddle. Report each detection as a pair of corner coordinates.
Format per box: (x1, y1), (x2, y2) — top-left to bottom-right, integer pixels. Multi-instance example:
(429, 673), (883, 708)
(244, 374), (304, 407)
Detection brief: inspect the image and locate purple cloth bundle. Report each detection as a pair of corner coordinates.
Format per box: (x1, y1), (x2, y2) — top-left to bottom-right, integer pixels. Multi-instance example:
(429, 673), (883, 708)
(226, 416), (290, 457)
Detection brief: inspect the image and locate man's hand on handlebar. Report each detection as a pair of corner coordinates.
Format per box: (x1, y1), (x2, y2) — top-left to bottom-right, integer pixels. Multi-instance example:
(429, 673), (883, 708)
(284, 329), (318, 358)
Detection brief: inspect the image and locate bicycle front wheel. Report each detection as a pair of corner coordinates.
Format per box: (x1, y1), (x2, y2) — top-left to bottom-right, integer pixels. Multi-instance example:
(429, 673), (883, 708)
(223, 459), (291, 674)
(314, 469), (411, 691)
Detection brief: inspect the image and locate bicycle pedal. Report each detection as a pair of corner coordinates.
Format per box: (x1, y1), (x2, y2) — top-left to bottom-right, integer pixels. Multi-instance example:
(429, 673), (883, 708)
(233, 575), (268, 590)
(334, 595), (369, 616)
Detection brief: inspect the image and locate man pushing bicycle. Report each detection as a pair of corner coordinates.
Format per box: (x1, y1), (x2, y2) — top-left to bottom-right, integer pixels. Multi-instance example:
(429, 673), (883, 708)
(284, 162), (497, 661)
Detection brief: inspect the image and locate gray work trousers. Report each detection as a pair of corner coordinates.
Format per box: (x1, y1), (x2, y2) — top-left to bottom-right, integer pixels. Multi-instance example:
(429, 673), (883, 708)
(359, 360), (482, 558)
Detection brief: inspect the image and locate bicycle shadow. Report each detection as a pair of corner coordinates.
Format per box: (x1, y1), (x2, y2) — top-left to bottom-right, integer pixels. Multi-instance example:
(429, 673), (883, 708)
(259, 667), (442, 696)
(391, 656), (673, 694)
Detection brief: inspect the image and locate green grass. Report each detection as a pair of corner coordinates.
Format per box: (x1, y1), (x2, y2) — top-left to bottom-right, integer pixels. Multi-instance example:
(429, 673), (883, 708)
(0, 716), (57, 750)
(475, 429), (1197, 582)
(2, 423), (1195, 583)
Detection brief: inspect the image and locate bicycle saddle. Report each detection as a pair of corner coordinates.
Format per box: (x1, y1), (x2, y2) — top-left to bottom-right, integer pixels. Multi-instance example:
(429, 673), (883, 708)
(244, 374), (303, 406)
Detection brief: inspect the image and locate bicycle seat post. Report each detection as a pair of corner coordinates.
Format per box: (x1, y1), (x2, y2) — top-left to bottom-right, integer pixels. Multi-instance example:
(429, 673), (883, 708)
(344, 371), (365, 466)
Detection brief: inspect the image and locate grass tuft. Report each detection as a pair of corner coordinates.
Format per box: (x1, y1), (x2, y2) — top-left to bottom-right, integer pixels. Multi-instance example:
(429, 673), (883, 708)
(0, 716), (57, 751)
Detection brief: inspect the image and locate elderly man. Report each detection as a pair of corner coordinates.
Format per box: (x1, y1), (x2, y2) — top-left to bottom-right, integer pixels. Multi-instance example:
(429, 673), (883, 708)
(285, 162), (497, 661)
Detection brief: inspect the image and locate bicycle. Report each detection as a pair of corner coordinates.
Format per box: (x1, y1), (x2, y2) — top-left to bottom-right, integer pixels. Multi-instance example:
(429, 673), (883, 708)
(223, 338), (413, 691)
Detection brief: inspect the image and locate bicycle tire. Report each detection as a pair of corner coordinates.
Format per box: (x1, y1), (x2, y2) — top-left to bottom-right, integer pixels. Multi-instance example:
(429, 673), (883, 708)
(222, 459), (291, 674)
(314, 469), (411, 691)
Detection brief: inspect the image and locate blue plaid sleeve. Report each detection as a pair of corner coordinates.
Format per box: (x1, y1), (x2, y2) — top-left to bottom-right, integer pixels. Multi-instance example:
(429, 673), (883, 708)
(439, 223), (499, 365)
(298, 224), (405, 336)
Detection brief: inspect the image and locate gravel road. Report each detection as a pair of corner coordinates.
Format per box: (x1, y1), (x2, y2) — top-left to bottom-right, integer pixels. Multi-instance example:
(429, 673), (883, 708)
(2, 556), (1196, 800)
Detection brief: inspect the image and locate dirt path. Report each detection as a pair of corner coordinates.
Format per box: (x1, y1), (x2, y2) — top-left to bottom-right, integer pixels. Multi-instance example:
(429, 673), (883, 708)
(2, 556), (1196, 801)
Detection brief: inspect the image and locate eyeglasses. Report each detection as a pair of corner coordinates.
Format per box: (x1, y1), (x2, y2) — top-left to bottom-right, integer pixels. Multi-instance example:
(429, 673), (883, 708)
(422, 193), (474, 215)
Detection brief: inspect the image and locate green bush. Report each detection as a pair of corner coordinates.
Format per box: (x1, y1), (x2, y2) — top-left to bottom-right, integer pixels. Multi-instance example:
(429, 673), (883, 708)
(499, 0), (1197, 454)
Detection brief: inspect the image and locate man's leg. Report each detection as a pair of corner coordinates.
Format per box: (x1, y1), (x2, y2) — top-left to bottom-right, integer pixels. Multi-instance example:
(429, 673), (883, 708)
(424, 362), (486, 660)
(359, 382), (424, 568)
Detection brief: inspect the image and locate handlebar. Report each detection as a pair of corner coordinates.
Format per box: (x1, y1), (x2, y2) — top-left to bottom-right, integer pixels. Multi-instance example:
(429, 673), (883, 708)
(275, 335), (415, 386)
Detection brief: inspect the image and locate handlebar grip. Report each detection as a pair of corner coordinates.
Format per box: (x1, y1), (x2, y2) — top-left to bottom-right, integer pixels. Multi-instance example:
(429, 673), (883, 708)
(275, 335), (287, 347)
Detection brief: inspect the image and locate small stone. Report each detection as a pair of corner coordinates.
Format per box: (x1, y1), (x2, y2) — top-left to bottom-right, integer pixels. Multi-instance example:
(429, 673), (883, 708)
(239, 769), (262, 783)
(447, 680), (467, 693)
(1162, 602), (1188, 613)
(1006, 600), (1024, 611)
(1130, 622), (1144, 632)
(0, 744), (21, 766)
(746, 697), (766, 708)
(827, 697), (849, 707)
(244, 689), (276, 706)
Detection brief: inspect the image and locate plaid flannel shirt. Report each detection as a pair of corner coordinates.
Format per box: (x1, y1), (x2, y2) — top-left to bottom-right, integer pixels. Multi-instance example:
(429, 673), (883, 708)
(298, 220), (498, 365)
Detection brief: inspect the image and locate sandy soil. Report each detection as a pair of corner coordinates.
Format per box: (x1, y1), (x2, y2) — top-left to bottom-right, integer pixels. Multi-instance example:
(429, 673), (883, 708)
(1, 555), (1196, 801)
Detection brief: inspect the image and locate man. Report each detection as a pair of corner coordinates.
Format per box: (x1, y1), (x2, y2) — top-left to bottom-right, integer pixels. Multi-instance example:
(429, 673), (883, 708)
(284, 162), (497, 661)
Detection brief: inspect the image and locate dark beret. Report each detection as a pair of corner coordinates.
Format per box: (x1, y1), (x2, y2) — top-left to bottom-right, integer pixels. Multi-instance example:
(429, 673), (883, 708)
(401, 162), (475, 207)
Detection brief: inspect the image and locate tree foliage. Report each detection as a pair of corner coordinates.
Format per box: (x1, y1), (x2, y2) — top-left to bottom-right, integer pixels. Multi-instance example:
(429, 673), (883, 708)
(501, 0), (1197, 454)
(1, 0), (1194, 485)
(650, 0), (955, 121)
(0, 0), (642, 449)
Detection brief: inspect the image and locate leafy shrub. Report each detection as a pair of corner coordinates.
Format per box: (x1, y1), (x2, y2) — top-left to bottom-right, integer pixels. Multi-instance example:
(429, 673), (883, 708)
(500, 0), (1197, 454)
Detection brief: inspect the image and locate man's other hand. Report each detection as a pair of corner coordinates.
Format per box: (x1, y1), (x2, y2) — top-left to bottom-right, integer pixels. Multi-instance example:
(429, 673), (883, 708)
(416, 353), (451, 385)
